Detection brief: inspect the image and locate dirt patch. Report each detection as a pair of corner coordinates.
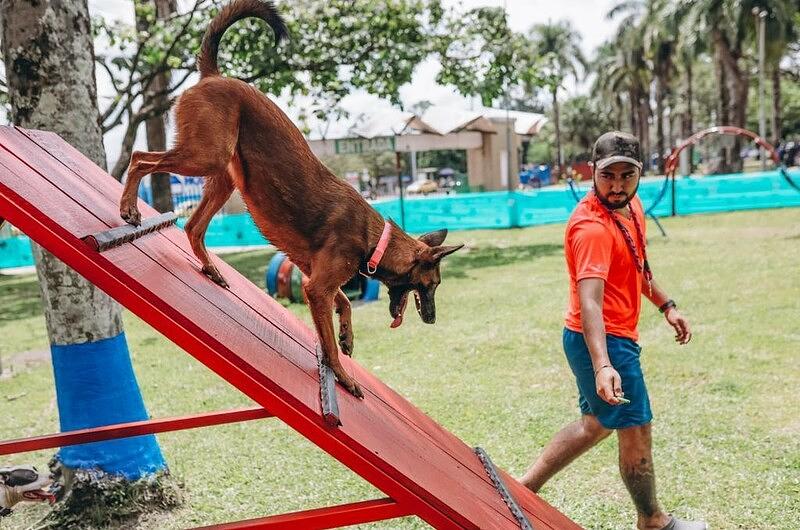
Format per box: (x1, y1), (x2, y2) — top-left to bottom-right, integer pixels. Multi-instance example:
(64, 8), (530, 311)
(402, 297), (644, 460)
(1, 348), (50, 378)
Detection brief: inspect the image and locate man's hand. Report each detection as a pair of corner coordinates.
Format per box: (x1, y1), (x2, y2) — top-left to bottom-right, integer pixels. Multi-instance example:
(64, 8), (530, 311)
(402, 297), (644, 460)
(665, 308), (692, 344)
(595, 365), (625, 405)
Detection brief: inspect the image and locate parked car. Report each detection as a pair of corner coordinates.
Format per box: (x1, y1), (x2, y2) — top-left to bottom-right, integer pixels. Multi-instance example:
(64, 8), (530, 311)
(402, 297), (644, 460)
(406, 179), (438, 195)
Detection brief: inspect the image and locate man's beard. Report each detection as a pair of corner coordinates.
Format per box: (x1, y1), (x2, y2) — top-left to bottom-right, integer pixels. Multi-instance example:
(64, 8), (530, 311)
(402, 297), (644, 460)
(593, 178), (640, 210)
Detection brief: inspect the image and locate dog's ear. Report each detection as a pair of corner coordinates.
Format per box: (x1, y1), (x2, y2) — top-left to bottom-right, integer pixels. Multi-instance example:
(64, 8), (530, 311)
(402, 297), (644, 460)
(418, 229), (448, 247)
(421, 244), (464, 263)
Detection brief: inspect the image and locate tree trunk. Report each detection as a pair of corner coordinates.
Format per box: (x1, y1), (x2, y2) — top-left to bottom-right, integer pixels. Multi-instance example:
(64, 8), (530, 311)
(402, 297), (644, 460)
(552, 87), (562, 169)
(771, 64), (782, 143)
(713, 38), (730, 126)
(638, 94), (650, 172)
(2, 1), (120, 340)
(1, 0), (170, 521)
(685, 58), (694, 172)
(629, 88), (638, 134)
(138, 0), (177, 214)
(726, 64), (748, 172)
(712, 36), (732, 172)
(655, 73), (666, 174)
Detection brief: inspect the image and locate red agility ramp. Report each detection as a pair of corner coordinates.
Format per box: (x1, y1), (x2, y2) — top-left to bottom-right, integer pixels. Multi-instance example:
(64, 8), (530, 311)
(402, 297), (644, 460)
(0, 126), (581, 529)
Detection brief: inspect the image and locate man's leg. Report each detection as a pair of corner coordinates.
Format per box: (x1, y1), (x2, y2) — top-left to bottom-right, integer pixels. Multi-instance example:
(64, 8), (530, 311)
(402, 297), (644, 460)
(617, 423), (671, 530)
(520, 414), (611, 492)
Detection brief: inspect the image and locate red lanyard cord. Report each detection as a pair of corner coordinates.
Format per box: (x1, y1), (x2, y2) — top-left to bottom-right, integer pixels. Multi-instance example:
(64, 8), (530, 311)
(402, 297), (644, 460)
(602, 202), (653, 295)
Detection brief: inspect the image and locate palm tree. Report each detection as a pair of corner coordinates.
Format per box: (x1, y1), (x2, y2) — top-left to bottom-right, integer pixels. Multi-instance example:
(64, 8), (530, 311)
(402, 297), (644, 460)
(601, 5), (651, 168)
(762, 1), (799, 142)
(669, 5), (709, 173)
(607, 0), (678, 173)
(592, 42), (629, 131)
(674, 0), (797, 170)
(643, 1), (679, 172)
(528, 20), (587, 169)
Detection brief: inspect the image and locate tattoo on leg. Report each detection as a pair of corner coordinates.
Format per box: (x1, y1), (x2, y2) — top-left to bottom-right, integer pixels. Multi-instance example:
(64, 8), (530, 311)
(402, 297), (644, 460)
(620, 457), (659, 517)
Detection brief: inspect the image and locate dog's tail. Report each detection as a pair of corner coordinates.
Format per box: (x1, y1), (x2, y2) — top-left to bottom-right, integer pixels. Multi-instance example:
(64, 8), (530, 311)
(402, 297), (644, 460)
(197, 0), (288, 79)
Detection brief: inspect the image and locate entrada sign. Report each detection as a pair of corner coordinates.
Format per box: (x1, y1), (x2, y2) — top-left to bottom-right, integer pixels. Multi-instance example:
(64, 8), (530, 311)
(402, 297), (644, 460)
(334, 136), (396, 155)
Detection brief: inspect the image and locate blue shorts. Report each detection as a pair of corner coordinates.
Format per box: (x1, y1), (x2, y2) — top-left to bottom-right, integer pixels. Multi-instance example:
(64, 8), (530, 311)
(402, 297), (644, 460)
(562, 327), (652, 429)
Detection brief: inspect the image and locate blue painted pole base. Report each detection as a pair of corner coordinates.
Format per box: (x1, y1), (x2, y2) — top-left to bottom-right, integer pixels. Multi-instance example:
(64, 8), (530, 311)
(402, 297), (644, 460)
(50, 332), (166, 480)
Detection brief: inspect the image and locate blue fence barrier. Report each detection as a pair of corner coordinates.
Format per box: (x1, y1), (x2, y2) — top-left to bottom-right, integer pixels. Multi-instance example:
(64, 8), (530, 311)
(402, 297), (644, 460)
(2, 169), (798, 270)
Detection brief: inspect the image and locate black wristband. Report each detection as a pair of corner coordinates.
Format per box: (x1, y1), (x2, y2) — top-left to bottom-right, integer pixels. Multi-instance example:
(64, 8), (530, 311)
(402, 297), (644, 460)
(659, 299), (676, 313)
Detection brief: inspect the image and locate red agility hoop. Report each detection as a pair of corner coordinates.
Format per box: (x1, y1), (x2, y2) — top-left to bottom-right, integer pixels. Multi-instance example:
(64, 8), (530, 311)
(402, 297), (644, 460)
(662, 126), (799, 216)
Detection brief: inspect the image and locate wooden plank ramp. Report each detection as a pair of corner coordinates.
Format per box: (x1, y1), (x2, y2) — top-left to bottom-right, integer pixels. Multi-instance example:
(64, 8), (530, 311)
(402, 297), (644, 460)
(0, 126), (582, 529)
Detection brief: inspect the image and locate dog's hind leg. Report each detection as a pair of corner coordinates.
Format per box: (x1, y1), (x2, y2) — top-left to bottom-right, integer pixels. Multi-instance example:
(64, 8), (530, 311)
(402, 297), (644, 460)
(185, 172), (234, 287)
(334, 288), (354, 357)
(120, 92), (238, 225)
(120, 150), (166, 226)
(120, 146), (231, 226)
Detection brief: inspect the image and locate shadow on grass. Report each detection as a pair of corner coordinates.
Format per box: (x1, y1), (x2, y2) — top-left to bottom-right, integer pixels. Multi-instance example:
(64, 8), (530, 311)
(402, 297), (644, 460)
(0, 273), (42, 321)
(444, 243), (563, 278)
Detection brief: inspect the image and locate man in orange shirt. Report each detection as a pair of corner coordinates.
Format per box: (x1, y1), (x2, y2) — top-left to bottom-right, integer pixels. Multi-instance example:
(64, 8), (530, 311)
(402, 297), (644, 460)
(520, 132), (706, 530)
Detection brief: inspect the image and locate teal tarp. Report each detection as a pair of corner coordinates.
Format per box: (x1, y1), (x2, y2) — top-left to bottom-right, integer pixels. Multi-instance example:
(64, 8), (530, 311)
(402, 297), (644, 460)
(2, 170), (798, 269)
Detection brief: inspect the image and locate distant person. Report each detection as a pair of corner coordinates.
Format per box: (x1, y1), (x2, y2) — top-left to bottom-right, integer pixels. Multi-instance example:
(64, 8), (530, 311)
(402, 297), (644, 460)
(520, 132), (706, 530)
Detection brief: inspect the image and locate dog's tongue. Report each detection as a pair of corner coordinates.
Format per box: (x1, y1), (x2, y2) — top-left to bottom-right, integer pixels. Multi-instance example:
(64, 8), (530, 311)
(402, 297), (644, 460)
(390, 293), (408, 328)
(22, 490), (56, 504)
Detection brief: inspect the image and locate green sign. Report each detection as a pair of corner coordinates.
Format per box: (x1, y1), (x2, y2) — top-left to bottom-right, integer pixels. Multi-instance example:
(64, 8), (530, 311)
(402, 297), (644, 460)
(334, 136), (396, 155)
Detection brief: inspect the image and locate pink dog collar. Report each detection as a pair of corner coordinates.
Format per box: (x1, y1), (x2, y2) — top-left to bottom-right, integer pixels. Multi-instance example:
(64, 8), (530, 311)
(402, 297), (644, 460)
(366, 221), (392, 275)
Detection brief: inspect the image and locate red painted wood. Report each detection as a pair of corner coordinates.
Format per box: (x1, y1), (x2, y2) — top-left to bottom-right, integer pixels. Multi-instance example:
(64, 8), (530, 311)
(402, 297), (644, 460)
(4, 127), (521, 528)
(196, 497), (412, 530)
(0, 407), (272, 456)
(0, 169), (463, 530)
(4, 127), (519, 523)
(0, 131), (475, 530)
(0, 126), (583, 529)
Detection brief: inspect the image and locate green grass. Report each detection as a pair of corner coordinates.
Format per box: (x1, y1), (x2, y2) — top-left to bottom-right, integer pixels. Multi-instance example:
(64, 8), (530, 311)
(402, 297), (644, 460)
(1, 208), (799, 529)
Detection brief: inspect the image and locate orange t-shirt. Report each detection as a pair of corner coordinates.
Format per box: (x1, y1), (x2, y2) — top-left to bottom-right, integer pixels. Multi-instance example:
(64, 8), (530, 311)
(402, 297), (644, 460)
(564, 191), (646, 341)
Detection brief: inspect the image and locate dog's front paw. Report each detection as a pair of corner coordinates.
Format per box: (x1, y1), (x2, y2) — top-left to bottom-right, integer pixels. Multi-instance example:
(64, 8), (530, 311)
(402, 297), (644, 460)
(339, 334), (354, 357)
(120, 204), (142, 226)
(345, 379), (364, 399)
(202, 265), (229, 288)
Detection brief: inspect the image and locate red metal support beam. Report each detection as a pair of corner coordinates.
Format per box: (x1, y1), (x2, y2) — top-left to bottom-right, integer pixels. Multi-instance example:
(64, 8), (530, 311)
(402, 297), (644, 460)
(0, 406), (272, 456)
(196, 497), (413, 530)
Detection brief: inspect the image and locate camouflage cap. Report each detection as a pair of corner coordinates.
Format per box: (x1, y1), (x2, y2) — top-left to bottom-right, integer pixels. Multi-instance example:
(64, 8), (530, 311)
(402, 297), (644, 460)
(591, 131), (643, 170)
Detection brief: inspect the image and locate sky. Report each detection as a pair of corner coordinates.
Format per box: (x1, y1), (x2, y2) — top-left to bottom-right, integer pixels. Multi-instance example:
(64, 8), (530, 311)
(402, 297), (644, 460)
(87, 0), (619, 165)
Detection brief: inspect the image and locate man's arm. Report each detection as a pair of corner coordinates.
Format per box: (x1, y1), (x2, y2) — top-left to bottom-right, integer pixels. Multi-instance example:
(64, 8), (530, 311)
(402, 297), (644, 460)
(641, 275), (692, 345)
(578, 278), (624, 405)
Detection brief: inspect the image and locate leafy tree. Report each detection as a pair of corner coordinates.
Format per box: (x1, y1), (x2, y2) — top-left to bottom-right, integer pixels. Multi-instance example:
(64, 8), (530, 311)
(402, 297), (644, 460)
(762, 1), (799, 141)
(434, 6), (518, 106)
(96, 0), (443, 179)
(527, 20), (587, 168)
(559, 95), (619, 159)
(606, 2), (652, 167)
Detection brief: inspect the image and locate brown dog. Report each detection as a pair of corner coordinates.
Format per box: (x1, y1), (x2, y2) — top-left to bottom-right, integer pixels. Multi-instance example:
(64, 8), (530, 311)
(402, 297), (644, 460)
(119, 0), (463, 398)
